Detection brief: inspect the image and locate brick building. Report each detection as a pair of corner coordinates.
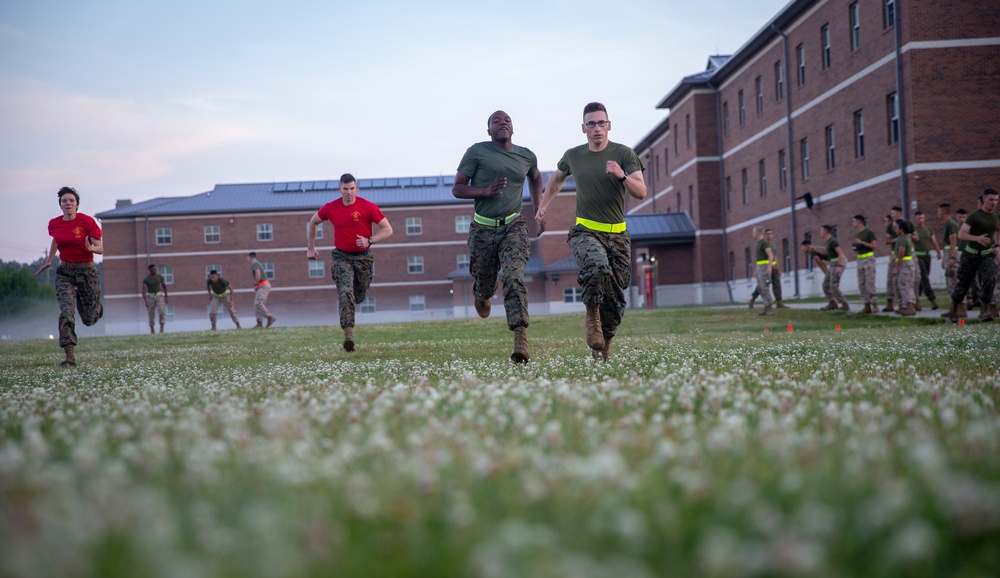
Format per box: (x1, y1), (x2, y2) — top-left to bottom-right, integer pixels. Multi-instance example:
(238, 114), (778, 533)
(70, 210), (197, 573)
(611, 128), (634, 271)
(630, 0), (1000, 304)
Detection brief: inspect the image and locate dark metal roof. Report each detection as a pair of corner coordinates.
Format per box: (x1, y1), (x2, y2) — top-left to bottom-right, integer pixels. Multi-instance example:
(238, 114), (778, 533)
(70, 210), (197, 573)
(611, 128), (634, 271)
(626, 212), (696, 244)
(97, 172), (574, 219)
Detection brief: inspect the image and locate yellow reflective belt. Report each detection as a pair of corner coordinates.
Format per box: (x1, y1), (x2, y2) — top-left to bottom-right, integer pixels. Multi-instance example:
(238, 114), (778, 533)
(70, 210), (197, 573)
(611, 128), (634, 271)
(858, 252), (874, 258)
(771, 260), (778, 266)
(214, 290), (229, 297)
(148, 291), (162, 296)
(901, 256), (913, 261)
(576, 217), (626, 233)
(755, 259), (770, 265)
(473, 211), (520, 227)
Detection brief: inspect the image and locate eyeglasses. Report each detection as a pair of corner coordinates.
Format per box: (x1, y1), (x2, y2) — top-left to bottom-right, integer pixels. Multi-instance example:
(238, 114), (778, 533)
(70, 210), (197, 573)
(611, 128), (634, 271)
(584, 120), (609, 129)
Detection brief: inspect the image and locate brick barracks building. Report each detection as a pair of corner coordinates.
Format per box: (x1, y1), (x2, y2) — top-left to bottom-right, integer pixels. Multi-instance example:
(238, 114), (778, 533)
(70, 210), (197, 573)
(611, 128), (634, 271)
(96, 0), (998, 330)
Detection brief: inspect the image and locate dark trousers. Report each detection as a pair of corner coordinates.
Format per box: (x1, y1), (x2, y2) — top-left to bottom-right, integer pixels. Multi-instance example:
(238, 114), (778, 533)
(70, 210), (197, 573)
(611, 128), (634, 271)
(951, 252), (996, 307)
(916, 254), (936, 300)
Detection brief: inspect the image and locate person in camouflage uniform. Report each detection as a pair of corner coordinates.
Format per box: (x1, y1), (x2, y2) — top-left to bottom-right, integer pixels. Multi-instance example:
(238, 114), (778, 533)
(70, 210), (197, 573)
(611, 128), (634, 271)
(141, 263), (169, 333)
(749, 226), (774, 315)
(946, 188), (999, 321)
(206, 269), (240, 330)
(938, 203), (960, 296)
(535, 102), (647, 361)
(307, 173), (393, 351)
(851, 214), (879, 313)
(749, 228), (785, 309)
(453, 110), (543, 363)
(892, 219), (918, 316)
(34, 186), (104, 367)
(807, 225), (850, 311)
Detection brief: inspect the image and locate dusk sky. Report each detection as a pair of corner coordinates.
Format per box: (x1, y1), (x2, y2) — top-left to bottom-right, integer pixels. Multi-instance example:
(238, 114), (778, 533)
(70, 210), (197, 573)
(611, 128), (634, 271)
(1, 0), (789, 263)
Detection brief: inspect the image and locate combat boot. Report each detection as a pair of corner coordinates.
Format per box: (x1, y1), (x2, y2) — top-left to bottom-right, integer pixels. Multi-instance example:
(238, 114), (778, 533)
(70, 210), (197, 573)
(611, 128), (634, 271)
(343, 326), (355, 352)
(930, 299), (939, 310)
(511, 327), (529, 364)
(979, 305), (995, 322)
(149, 324), (155, 334)
(776, 300), (788, 308)
(861, 304), (872, 314)
(592, 336), (613, 362)
(585, 305), (605, 351)
(211, 319), (217, 331)
(60, 344), (76, 368)
(266, 315), (277, 327)
(748, 296), (756, 309)
(759, 304), (773, 316)
(474, 296), (491, 318)
(914, 299), (922, 312)
(821, 301), (838, 311)
(235, 320), (242, 329)
(839, 302), (850, 311)
(255, 320), (263, 328)
(882, 299), (894, 312)
(955, 302), (968, 318)
(898, 303), (916, 316)
(160, 324), (165, 333)
(990, 303), (999, 319)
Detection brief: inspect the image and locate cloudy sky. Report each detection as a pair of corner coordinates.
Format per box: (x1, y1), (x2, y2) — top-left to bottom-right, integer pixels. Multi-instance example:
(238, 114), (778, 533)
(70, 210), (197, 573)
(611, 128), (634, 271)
(1, 0), (789, 263)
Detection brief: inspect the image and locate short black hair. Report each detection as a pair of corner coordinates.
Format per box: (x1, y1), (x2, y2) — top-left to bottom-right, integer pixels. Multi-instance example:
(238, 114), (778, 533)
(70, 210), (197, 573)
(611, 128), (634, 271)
(248, 251), (257, 257)
(148, 264), (156, 270)
(853, 214), (866, 224)
(914, 210), (924, 216)
(891, 206), (903, 213)
(956, 208), (968, 215)
(57, 186), (79, 203)
(896, 219), (911, 234)
(938, 203), (951, 209)
(821, 224), (834, 234)
(209, 269), (218, 275)
(340, 173), (356, 185)
(985, 187), (999, 197)
(583, 102), (607, 117)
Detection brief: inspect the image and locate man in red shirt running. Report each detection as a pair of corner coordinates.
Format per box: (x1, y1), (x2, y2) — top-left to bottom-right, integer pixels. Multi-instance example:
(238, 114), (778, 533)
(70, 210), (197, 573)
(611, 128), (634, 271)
(307, 174), (394, 351)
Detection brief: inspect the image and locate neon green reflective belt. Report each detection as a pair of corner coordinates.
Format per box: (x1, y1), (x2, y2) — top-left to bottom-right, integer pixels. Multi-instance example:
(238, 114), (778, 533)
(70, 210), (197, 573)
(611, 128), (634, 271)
(964, 245), (994, 256)
(755, 259), (770, 265)
(473, 211), (520, 227)
(576, 217), (626, 233)
(857, 252), (874, 258)
(900, 256), (913, 261)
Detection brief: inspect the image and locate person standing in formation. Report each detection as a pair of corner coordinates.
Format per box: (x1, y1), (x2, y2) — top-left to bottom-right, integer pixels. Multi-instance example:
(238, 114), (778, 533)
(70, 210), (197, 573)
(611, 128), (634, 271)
(453, 110), (543, 363)
(248, 252), (276, 328)
(141, 263), (169, 334)
(892, 219), (918, 316)
(911, 210), (941, 310)
(851, 215), (879, 314)
(535, 102), (646, 361)
(749, 228), (785, 310)
(946, 188), (999, 321)
(206, 269), (241, 330)
(749, 226), (774, 316)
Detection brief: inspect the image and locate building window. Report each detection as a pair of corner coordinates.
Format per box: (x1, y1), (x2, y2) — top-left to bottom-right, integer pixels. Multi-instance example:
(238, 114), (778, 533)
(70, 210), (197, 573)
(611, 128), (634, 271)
(262, 262), (275, 280)
(745, 247), (753, 279)
(726, 176), (733, 210)
(257, 223), (273, 242)
(314, 224), (323, 240)
(755, 76), (763, 113)
(741, 168), (749, 204)
(674, 124), (679, 155)
(205, 264), (222, 278)
(825, 125), (836, 170)
(408, 256), (424, 274)
(782, 238), (791, 272)
(854, 110), (865, 158)
(308, 260), (325, 279)
(406, 217), (422, 236)
(155, 227), (172, 246)
(165, 304), (175, 322)
(887, 92), (900, 144)
(778, 149), (788, 189)
(801, 138), (810, 180)
(738, 90), (746, 126)
(455, 215), (471, 233)
(685, 114), (691, 147)
(160, 266), (174, 284)
(775, 60), (784, 101)
(884, 0), (895, 29)
(676, 191), (682, 212)
(796, 43), (806, 86)
(457, 253), (470, 271)
(804, 232), (814, 272)
(563, 287), (584, 303)
(360, 297), (376, 314)
(409, 295), (426, 312)
(849, 2), (861, 50)
(204, 225), (221, 244)
(723, 102), (730, 135)
(688, 186), (694, 220)
(728, 251), (736, 282)
(759, 160), (767, 197)
(821, 24), (831, 70)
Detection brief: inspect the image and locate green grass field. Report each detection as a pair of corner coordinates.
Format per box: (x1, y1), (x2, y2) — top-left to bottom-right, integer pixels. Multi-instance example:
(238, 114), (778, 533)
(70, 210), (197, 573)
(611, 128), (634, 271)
(2, 307), (999, 577)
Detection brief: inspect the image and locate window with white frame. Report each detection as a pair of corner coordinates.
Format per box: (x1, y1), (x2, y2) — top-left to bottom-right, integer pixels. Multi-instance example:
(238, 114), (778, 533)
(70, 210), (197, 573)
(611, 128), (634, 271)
(165, 304), (175, 322)
(738, 90), (746, 126)
(456, 253), (470, 271)
(314, 223), (323, 239)
(563, 287), (583, 303)
(155, 227), (172, 246)
(685, 114), (691, 147)
(745, 247), (753, 279)
(825, 125), (836, 170)
(263, 262), (275, 280)
(160, 266), (174, 284)
(887, 92), (899, 144)
(759, 160), (767, 197)
(849, 2), (860, 50)
(409, 295), (425, 312)
(854, 110), (865, 158)
(883, 0), (895, 29)
(821, 24), (831, 70)
(406, 217), (423, 235)
(455, 215), (471, 233)
(408, 256), (424, 274)
(204, 225), (221, 244)
(726, 176), (732, 210)
(257, 223), (273, 242)
(796, 44), (806, 86)
(722, 102), (730, 135)
(205, 264), (222, 278)
(801, 138), (810, 180)
(741, 168), (749, 204)
(775, 60), (784, 101)
(755, 76), (763, 113)
(308, 260), (325, 278)
(778, 149), (788, 189)
(360, 297), (376, 314)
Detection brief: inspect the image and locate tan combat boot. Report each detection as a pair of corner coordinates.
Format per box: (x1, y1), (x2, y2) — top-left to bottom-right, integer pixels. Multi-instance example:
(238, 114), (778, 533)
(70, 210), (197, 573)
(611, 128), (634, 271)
(211, 319), (217, 331)
(474, 296), (491, 318)
(840, 302), (850, 311)
(591, 336), (613, 362)
(343, 326), (355, 352)
(159, 324), (165, 333)
(914, 299), (922, 312)
(149, 324), (155, 334)
(60, 344), (76, 368)
(585, 305), (605, 351)
(748, 296), (756, 309)
(860, 304), (872, 314)
(776, 300), (788, 308)
(821, 301), (838, 311)
(898, 303), (916, 316)
(882, 299), (894, 312)
(955, 302), (968, 318)
(266, 315), (277, 327)
(511, 327), (529, 364)
(759, 304), (773, 316)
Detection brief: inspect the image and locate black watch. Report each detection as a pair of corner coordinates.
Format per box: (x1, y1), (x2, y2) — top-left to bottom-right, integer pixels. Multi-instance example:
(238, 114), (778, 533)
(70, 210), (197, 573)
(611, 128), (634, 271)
(618, 173), (628, 183)
(368, 237), (374, 246)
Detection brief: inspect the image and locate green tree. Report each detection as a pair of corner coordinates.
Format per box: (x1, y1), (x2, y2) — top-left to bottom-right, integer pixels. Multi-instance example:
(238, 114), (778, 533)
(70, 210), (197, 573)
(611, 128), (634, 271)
(0, 260), (56, 316)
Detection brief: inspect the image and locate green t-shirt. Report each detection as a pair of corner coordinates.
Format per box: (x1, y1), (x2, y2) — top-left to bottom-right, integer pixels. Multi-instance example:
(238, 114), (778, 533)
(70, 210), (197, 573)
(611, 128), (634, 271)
(207, 276), (231, 295)
(965, 209), (999, 251)
(893, 234), (914, 259)
(853, 228), (876, 253)
(755, 239), (771, 262)
(824, 237), (841, 263)
(250, 261), (267, 283)
(943, 218), (958, 249)
(142, 274), (165, 294)
(913, 226), (933, 252)
(557, 142), (644, 226)
(456, 142), (538, 219)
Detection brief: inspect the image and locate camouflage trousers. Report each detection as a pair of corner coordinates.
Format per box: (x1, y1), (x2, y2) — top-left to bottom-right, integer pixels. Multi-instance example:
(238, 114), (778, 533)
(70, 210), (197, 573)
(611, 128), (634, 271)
(751, 266), (782, 301)
(823, 264), (847, 304)
(209, 292), (239, 325)
(468, 217), (530, 330)
(254, 283), (272, 323)
(331, 249), (374, 329)
(916, 254), (936, 301)
(894, 259), (917, 306)
(568, 225), (631, 339)
(856, 256), (878, 306)
(753, 264), (773, 307)
(952, 251), (997, 306)
(885, 262), (898, 303)
(55, 264), (103, 348)
(145, 294), (166, 326)
(944, 253), (958, 294)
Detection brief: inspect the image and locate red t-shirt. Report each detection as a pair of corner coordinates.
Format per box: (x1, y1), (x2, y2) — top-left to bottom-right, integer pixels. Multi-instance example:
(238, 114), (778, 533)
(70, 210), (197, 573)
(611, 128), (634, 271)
(317, 197), (386, 252)
(48, 213), (102, 263)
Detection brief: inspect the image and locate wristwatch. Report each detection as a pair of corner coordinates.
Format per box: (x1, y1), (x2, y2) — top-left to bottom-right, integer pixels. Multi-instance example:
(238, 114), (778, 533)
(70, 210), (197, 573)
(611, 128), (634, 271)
(618, 173), (628, 183)
(368, 237), (374, 246)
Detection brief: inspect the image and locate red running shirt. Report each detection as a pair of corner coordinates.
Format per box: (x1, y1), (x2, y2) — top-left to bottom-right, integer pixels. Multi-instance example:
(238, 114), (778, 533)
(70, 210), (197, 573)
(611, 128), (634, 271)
(317, 197), (386, 252)
(48, 213), (102, 263)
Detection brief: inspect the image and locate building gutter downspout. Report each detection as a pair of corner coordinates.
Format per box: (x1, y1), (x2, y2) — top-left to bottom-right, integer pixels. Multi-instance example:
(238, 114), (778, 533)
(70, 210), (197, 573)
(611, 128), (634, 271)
(772, 22), (800, 298)
(893, 1), (910, 217)
(710, 81), (734, 303)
